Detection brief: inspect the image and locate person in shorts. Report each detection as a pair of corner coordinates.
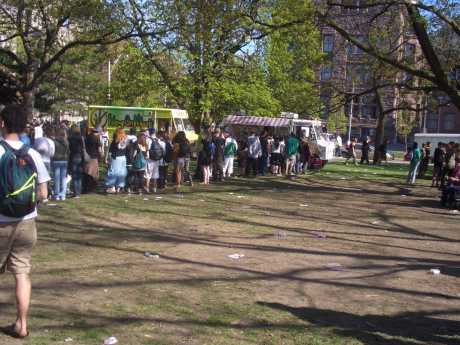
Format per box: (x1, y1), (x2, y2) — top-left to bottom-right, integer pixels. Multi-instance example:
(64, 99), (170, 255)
(173, 131), (191, 192)
(0, 104), (50, 338)
(145, 129), (163, 193)
(285, 133), (299, 177)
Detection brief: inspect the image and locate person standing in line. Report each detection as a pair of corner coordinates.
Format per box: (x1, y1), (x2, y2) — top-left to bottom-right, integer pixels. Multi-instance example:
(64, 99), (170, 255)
(106, 128), (128, 193)
(258, 129), (269, 176)
(431, 142), (445, 187)
(147, 129), (164, 194)
(0, 105), (50, 339)
(198, 137), (213, 185)
(212, 128), (225, 182)
(52, 128), (69, 201)
(270, 136), (283, 176)
(237, 139), (248, 177)
(246, 131), (261, 177)
(173, 131), (190, 192)
(125, 133), (137, 194)
(285, 132), (300, 176)
(132, 133), (148, 194)
(83, 128), (101, 193)
(33, 126), (55, 174)
(223, 131), (238, 178)
(360, 137), (370, 165)
(407, 142), (422, 185)
(299, 131), (311, 173)
(68, 125), (85, 198)
(159, 131), (172, 190)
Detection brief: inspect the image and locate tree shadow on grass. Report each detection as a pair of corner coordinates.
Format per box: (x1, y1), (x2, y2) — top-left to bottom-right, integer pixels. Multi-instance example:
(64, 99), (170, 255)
(258, 302), (460, 345)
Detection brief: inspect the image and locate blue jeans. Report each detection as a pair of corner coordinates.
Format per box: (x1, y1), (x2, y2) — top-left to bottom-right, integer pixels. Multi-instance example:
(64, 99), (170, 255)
(407, 160), (420, 184)
(52, 161), (68, 199)
(71, 159), (83, 196)
(258, 155), (268, 175)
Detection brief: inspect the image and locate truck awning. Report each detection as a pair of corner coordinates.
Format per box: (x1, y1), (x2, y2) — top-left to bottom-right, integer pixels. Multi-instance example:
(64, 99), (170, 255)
(222, 115), (290, 127)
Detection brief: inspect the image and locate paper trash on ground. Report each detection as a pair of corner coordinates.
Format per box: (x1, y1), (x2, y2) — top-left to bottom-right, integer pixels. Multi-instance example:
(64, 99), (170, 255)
(103, 337), (118, 345)
(228, 254), (245, 260)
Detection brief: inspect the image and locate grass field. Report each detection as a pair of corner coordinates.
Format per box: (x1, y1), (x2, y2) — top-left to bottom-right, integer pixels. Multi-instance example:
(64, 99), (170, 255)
(0, 162), (459, 345)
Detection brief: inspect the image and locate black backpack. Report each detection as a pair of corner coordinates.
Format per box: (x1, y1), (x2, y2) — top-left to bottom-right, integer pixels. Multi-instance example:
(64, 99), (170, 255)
(178, 142), (190, 158)
(149, 139), (164, 161)
(164, 142), (173, 163)
(0, 141), (38, 217)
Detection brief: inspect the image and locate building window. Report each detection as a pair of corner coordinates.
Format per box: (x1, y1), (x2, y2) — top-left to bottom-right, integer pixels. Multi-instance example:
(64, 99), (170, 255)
(320, 65), (332, 81)
(347, 36), (366, 56)
(443, 113), (456, 131)
(322, 34), (334, 53)
(346, 64), (369, 84)
(341, 0), (368, 14)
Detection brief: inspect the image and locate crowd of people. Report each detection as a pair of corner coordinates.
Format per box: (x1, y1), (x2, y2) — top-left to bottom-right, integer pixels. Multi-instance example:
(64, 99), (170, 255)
(4, 116), (460, 209)
(9, 124), (329, 200)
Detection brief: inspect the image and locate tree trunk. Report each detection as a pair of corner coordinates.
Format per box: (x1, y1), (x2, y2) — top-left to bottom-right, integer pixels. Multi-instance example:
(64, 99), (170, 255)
(373, 89), (386, 165)
(21, 89), (36, 122)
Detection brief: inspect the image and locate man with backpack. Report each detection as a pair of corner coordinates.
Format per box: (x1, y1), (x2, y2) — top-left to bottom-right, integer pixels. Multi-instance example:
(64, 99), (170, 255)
(246, 131), (261, 177)
(223, 131), (238, 178)
(146, 129), (164, 194)
(0, 105), (50, 339)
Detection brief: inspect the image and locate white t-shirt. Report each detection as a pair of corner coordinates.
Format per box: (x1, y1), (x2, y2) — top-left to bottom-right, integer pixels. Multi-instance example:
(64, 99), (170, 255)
(33, 137), (55, 164)
(0, 139), (51, 223)
(34, 126), (43, 139)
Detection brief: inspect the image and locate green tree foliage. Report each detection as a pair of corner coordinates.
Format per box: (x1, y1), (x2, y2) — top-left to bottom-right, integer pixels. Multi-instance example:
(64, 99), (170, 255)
(210, 56), (280, 120)
(266, 0), (322, 116)
(110, 44), (174, 108)
(326, 107), (348, 134)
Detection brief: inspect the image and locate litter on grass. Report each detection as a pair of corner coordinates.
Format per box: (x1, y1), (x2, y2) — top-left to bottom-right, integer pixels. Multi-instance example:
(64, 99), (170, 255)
(143, 198), (149, 201)
(274, 230), (287, 239)
(103, 337), (118, 345)
(429, 268), (441, 275)
(228, 253), (245, 260)
(64, 337), (73, 342)
(311, 232), (327, 239)
(144, 252), (160, 259)
(326, 263), (346, 271)
(371, 221), (380, 225)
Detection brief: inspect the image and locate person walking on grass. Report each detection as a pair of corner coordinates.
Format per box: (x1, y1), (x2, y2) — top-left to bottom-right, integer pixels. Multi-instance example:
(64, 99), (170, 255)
(345, 137), (357, 166)
(285, 132), (300, 176)
(0, 105), (50, 339)
(407, 142), (422, 185)
(360, 137), (370, 165)
(52, 128), (70, 201)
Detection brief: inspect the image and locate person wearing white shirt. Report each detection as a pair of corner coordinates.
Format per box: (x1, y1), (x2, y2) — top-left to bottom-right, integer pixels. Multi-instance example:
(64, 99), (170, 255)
(0, 104), (50, 339)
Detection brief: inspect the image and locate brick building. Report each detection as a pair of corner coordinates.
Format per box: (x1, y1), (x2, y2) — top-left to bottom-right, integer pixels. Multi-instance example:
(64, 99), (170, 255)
(317, 1), (425, 143)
